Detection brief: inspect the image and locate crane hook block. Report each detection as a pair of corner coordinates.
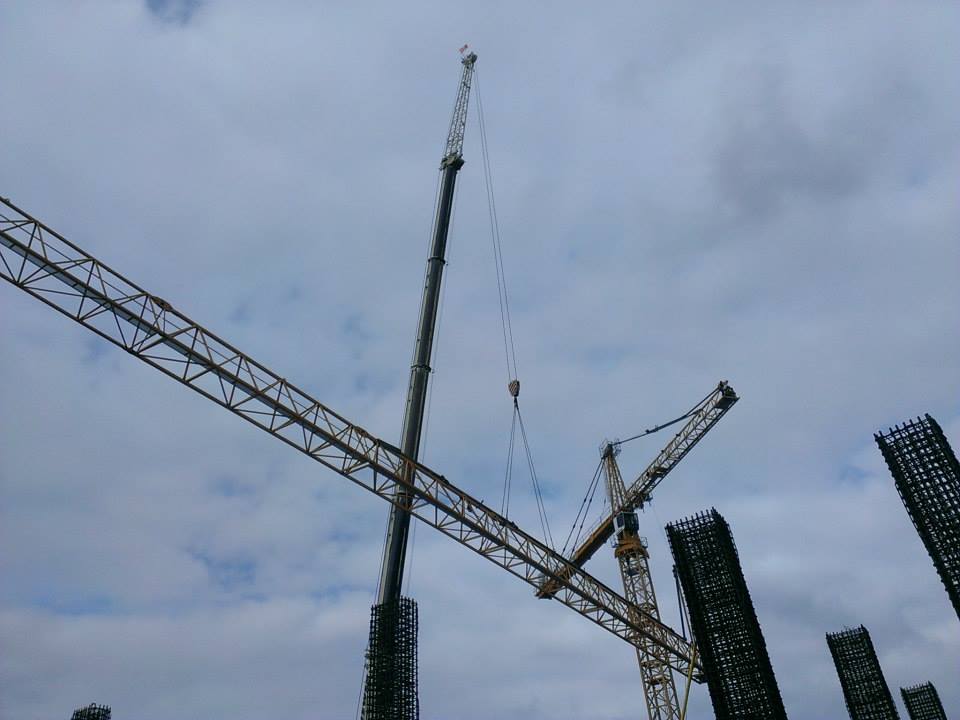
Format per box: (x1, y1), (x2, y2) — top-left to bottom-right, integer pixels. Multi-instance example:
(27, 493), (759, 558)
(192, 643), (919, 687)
(508, 379), (520, 398)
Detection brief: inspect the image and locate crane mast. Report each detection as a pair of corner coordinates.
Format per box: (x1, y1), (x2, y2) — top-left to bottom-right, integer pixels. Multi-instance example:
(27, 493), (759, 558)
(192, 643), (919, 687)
(378, 51), (478, 604)
(603, 443), (682, 720)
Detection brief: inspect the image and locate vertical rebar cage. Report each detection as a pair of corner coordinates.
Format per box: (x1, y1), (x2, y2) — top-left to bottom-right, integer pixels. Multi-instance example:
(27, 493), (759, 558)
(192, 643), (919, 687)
(826, 626), (899, 720)
(876, 414), (960, 621)
(666, 508), (787, 720)
(71, 705), (111, 720)
(900, 682), (947, 720)
(362, 597), (419, 720)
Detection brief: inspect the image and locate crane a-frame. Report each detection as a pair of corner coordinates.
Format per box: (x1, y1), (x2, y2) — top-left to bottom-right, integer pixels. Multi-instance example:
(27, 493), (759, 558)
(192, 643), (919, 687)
(0, 194), (704, 684)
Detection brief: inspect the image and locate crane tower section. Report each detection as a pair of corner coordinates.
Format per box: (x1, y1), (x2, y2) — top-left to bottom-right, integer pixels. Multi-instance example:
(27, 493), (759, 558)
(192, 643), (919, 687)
(602, 443), (682, 720)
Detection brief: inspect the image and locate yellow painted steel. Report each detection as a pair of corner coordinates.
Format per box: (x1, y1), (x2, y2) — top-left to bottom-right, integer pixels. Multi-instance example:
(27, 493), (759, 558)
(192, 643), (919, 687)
(680, 644), (698, 720)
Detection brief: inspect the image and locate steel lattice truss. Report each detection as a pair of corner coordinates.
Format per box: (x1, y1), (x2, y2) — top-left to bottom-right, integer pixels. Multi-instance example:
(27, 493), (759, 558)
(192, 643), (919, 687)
(442, 52), (476, 162)
(826, 626), (899, 720)
(876, 415), (960, 620)
(71, 705), (111, 720)
(605, 450), (682, 720)
(900, 682), (947, 720)
(0, 197), (700, 675)
(363, 598), (419, 720)
(537, 382), (738, 599)
(667, 509), (787, 720)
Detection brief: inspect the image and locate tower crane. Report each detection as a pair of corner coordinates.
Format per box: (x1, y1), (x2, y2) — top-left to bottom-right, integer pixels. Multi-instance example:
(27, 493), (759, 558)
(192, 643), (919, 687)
(0, 194), (704, 683)
(538, 382), (738, 597)
(539, 382), (738, 720)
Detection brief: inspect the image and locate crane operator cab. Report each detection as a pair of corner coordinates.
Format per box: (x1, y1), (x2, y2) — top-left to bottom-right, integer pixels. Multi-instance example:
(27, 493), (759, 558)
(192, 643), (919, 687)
(614, 510), (640, 540)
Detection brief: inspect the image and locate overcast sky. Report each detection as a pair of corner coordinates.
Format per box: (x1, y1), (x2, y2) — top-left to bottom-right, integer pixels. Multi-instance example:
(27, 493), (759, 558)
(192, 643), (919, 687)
(1, 1), (959, 719)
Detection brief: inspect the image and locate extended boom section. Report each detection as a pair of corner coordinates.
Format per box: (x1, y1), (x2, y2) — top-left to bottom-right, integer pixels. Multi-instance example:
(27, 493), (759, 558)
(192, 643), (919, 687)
(0, 196), (700, 676)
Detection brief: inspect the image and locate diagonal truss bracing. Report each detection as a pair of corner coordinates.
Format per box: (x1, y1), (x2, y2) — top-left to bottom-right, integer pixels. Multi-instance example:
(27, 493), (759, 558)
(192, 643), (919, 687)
(537, 383), (738, 600)
(568, 383), (738, 569)
(0, 196), (700, 676)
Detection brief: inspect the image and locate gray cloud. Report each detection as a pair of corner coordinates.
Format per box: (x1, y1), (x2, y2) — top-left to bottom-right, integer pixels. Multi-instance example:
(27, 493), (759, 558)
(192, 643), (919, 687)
(1, 1), (958, 719)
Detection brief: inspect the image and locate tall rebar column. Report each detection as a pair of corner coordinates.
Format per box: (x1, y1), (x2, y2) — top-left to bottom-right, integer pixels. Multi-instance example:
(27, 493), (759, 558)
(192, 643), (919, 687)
(876, 414), (960, 621)
(826, 626), (899, 720)
(362, 598), (420, 720)
(901, 682), (947, 720)
(666, 508), (787, 720)
(71, 704), (111, 720)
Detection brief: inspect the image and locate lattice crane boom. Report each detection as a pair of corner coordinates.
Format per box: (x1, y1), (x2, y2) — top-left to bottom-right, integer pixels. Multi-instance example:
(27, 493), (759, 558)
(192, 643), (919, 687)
(0, 196), (701, 676)
(442, 51), (477, 163)
(537, 381), (738, 598)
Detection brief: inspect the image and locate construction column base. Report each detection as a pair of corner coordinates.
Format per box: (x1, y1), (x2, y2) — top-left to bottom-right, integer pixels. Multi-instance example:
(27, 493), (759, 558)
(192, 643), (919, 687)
(362, 597), (419, 720)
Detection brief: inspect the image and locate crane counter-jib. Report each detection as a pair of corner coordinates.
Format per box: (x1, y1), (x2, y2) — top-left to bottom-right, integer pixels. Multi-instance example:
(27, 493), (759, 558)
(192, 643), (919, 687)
(0, 195), (702, 678)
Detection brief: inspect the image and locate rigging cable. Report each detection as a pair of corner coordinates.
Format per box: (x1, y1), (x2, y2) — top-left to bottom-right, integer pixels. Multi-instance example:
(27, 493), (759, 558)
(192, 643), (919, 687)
(499, 406), (518, 518)
(476, 70), (555, 549)
(516, 400), (554, 549)
(475, 70), (519, 383)
(614, 385), (718, 448)
(560, 457), (605, 559)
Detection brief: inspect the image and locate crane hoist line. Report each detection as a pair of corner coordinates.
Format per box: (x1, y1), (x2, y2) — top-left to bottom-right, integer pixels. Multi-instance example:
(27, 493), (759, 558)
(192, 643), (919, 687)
(0, 195), (703, 677)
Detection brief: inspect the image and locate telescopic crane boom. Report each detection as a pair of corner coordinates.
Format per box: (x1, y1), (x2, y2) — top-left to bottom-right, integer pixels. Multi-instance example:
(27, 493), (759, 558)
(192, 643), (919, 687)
(0, 195), (702, 677)
(378, 49), (477, 606)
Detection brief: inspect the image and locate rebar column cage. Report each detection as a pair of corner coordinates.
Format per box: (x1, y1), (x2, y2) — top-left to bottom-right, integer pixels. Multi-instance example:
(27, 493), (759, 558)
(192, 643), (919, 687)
(876, 414), (960, 621)
(826, 626), (899, 720)
(362, 597), (419, 720)
(901, 682), (947, 720)
(71, 704), (111, 720)
(666, 508), (787, 720)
